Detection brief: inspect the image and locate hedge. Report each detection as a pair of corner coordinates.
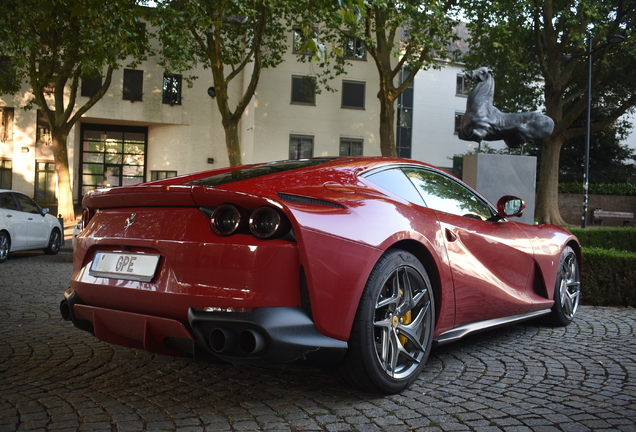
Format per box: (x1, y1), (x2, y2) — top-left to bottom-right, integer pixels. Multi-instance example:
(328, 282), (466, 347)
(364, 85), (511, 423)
(559, 183), (636, 196)
(568, 227), (636, 253)
(580, 247), (636, 307)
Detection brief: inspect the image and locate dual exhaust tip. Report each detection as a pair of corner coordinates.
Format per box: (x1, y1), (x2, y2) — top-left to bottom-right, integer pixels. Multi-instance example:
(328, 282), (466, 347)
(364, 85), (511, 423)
(62, 300), (266, 356)
(209, 327), (266, 355)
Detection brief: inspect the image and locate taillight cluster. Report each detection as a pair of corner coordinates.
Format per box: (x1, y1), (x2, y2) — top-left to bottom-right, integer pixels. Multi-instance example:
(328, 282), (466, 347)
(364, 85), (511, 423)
(81, 207), (95, 230)
(210, 204), (291, 239)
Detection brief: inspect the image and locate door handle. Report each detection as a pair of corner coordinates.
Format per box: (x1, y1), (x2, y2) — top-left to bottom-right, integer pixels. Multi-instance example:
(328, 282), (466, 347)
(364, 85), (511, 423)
(445, 228), (457, 242)
(6, 214), (12, 218)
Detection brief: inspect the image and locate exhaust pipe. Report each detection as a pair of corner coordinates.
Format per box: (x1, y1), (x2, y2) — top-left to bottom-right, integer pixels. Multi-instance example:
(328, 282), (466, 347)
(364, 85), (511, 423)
(239, 329), (266, 354)
(60, 300), (72, 321)
(209, 328), (236, 353)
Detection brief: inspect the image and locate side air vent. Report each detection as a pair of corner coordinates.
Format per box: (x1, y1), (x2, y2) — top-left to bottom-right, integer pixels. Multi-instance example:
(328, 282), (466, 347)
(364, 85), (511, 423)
(278, 193), (345, 209)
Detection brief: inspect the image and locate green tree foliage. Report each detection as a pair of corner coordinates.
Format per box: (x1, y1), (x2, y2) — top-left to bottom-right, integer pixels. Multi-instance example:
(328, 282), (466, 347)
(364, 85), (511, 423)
(152, 0), (297, 166)
(559, 115), (636, 184)
(457, 0), (636, 225)
(342, 0), (457, 157)
(0, 0), (150, 221)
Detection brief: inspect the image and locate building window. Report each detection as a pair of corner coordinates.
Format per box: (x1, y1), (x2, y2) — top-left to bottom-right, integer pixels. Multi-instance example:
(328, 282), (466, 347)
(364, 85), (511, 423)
(456, 75), (470, 96)
(0, 159), (11, 189)
(341, 81), (365, 109)
(162, 74), (182, 105)
(293, 27), (317, 54)
(345, 37), (366, 60)
(36, 110), (52, 145)
(80, 124), (147, 199)
(81, 76), (103, 98)
(35, 161), (56, 204)
(396, 69), (413, 159)
(454, 113), (464, 134)
(151, 170), (178, 180)
(291, 76), (316, 105)
(1, 107), (14, 143)
(123, 69), (144, 102)
(340, 138), (363, 156)
(289, 135), (314, 160)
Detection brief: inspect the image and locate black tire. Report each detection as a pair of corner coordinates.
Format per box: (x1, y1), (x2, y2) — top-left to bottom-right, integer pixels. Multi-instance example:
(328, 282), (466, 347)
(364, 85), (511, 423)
(0, 232), (10, 263)
(43, 228), (61, 255)
(337, 249), (435, 394)
(547, 245), (581, 326)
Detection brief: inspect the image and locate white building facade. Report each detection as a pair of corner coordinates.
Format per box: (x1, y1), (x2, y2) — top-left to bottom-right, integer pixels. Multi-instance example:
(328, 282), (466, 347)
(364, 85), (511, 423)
(2, 26), (634, 209)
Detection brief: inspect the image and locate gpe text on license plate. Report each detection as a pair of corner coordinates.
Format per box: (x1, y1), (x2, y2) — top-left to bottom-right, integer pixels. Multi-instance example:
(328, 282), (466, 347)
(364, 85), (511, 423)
(90, 252), (160, 282)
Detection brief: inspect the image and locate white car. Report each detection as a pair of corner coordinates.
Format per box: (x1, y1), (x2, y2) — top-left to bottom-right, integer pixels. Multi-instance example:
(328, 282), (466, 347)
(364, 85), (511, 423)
(0, 189), (63, 263)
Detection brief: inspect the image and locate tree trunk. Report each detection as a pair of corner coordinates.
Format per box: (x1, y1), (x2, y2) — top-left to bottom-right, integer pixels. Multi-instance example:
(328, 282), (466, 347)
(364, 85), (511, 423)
(378, 92), (397, 157)
(535, 135), (566, 226)
(51, 130), (76, 223)
(223, 119), (241, 166)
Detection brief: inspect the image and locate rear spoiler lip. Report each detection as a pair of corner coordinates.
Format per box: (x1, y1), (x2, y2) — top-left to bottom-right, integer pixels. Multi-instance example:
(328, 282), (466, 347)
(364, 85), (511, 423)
(83, 185), (197, 209)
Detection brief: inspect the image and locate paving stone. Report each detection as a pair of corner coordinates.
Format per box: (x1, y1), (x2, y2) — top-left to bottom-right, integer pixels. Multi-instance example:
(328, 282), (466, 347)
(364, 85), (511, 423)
(0, 253), (635, 431)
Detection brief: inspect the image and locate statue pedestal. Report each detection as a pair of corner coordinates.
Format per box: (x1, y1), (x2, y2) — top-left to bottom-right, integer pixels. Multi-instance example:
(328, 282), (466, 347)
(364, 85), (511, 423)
(463, 154), (537, 225)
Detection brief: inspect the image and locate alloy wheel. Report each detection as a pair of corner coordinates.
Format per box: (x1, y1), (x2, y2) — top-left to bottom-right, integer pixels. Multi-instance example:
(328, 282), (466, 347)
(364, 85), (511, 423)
(373, 266), (432, 379)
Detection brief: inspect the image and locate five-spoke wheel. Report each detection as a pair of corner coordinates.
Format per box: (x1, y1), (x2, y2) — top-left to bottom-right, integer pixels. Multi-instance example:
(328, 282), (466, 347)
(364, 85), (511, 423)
(43, 228), (61, 255)
(339, 249), (434, 394)
(548, 245), (581, 326)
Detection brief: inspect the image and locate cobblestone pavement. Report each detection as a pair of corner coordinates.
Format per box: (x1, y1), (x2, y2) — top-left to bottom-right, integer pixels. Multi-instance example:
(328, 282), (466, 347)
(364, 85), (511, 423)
(0, 252), (635, 432)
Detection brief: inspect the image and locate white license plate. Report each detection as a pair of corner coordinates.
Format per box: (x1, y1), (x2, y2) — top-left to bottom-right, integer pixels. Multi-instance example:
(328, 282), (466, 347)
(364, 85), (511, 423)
(90, 252), (160, 282)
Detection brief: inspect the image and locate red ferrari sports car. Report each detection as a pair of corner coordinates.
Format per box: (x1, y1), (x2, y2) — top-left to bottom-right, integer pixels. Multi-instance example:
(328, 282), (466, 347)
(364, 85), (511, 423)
(61, 157), (581, 394)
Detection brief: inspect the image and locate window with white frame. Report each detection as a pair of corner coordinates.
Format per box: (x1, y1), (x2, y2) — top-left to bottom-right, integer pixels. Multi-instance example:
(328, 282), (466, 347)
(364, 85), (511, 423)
(151, 170), (178, 180)
(456, 75), (470, 96)
(293, 27), (317, 55)
(345, 37), (366, 60)
(339, 138), (363, 156)
(289, 135), (314, 159)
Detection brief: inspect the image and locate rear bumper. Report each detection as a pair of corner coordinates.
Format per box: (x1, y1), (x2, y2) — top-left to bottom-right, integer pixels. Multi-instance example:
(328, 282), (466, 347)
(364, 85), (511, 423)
(61, 289), (347, 366)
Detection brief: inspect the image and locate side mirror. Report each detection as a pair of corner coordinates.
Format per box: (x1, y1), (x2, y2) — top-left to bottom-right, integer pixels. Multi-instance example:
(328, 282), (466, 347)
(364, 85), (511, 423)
(497, 195), (526, 218)
(41, 207), (49, 216)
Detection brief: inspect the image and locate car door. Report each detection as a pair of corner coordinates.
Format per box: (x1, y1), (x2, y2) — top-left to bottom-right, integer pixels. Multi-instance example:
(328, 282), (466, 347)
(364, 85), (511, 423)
(0, 192), (28, 250)
(14, 193), (49, 247)
(401, 167), (536, 326)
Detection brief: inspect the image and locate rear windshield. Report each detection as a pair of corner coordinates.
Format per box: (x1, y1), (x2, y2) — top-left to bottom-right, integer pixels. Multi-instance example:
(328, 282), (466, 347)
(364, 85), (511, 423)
(187, 158), (336, 187)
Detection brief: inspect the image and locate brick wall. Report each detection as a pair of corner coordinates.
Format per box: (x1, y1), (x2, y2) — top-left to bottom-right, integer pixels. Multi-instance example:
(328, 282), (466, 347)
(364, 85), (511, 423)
(558, 194), (636, 227)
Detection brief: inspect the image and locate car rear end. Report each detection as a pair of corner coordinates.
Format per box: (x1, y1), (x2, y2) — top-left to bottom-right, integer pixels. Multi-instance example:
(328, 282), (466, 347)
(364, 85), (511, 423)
(62, 177), (348, 365)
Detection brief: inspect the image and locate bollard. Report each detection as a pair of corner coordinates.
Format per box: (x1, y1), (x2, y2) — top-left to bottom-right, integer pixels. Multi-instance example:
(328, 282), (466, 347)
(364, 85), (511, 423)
(57, 214), (65, 246)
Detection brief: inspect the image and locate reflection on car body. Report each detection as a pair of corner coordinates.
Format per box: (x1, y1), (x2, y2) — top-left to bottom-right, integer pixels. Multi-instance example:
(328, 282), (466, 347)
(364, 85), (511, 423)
(60, 157), (581, 394)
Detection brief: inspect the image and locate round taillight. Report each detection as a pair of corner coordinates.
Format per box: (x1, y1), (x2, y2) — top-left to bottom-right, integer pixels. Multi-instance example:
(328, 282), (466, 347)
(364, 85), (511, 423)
(211, 204), (245, 236)
(249, 206), (289, 239)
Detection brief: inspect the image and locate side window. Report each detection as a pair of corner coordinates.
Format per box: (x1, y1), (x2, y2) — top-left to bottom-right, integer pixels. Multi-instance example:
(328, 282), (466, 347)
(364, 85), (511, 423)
(402, 168), (494, 220)
(0, 192), (19, 210)
(364, 168), (425, 206)
(14, 194), (41, 214)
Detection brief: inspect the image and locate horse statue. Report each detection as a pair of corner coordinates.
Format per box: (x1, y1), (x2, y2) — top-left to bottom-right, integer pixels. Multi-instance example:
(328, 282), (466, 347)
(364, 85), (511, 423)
(458, 67), (554, 149)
